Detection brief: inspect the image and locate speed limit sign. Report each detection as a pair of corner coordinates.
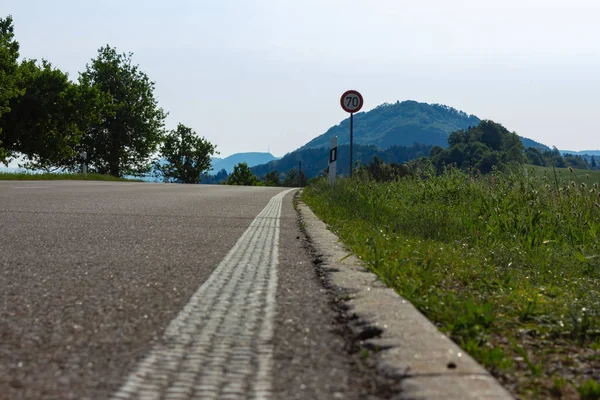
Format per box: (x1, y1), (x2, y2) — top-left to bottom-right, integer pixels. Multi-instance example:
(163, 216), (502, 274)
(339, 90), (363, 177)
(340, 90), (363, 113)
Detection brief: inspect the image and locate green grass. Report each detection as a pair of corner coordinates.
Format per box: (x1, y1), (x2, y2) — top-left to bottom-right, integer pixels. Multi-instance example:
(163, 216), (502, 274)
(528, 165), (600, 187)
(0, 171), (143, 181)
(303, 165), (600, 399)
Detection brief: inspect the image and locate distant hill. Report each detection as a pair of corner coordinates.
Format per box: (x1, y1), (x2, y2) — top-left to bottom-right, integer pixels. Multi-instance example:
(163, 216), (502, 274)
(522, 137), (550, 150)
(299, 101), (480, 150)
(562, 150), (600, 156)
(211, 152), (278, 173)
(298, 100), (548, 151)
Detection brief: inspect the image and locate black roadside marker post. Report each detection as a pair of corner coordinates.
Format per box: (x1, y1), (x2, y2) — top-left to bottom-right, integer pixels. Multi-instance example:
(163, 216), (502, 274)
(329, 136), (338, 184)
(339, 90), (363, 177)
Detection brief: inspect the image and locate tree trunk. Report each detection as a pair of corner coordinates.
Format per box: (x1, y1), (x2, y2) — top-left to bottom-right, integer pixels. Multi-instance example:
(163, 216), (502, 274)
(109, 130), (121, 177)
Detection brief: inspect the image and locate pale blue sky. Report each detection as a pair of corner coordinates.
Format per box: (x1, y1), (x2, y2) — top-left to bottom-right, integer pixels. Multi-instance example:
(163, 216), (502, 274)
(4, 0), (600, 157)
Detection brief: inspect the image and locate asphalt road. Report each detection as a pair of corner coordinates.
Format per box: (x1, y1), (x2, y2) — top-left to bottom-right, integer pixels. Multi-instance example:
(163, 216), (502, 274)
(0, 181), (394, 400)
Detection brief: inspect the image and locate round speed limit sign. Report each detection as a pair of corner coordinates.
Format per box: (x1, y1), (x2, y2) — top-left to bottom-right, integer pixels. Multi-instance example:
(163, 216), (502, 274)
(340, 90), (363, 113)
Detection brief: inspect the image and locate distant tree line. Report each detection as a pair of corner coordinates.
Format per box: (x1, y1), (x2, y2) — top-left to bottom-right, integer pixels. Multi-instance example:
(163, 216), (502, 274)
(525, 147), (595, 170)
(200, 162), (307, 187)
(0, 15), (216, 182)
(353, 120), (597, 182)
(195, 142), (432, 186)
(429, 120), (595, 173)
(249, 142), (433, 180)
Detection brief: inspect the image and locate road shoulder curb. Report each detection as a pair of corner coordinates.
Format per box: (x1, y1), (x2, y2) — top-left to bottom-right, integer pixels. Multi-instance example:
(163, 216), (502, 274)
(296, 198), (514, 400)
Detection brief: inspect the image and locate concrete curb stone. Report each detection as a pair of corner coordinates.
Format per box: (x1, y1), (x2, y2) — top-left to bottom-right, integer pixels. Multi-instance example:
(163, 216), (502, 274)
(297, 199), (514, 400)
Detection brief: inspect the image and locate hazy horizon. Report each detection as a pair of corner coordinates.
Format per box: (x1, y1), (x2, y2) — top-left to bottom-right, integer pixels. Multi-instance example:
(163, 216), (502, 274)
(4, 0), (599, 159)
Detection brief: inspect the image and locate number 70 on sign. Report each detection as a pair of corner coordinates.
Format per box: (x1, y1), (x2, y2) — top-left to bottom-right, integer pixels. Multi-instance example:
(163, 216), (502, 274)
(340, 90), (363, 113)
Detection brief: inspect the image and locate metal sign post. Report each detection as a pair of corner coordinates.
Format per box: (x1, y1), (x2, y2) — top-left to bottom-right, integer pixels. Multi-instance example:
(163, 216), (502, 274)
(329, 136), (338, 184)
(340, 90), (363, 177)
(350, 113), (354, 177)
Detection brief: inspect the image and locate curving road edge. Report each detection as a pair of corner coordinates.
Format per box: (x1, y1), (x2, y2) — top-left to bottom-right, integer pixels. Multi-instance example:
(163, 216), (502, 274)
(297, 198), (514, 400)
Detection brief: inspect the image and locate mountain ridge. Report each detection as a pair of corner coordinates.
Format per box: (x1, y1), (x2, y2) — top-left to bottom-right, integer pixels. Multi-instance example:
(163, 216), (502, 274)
(210, 152), (278, 173)
(299, 100), (479, 150)
(561, 150), (600, 156)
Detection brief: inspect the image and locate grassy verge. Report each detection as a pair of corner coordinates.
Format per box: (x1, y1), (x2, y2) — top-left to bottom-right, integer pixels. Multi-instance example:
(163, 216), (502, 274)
(303, 166), (600, 399)
(529, 165), (600, 187)
(0, 171), (142, 181)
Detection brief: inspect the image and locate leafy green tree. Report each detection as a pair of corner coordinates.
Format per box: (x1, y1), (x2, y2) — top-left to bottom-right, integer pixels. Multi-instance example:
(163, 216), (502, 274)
(1, 60), (104, 170)
(500, 129), (526, 164)
(0, 15), (23, 162)
(431, 120), (525, 174)
(264, 170), (280, 186)
(480, 121), (503, 150)
(545, 147), (566, 168)
(78, 45), (166, 177)
(429, 145), (444, 159)
(525, 147), (545, 166)
(155, 123), (217, 183)
(447, 129), (468, 147)
(283, 168), (298, 187)
(226, 162), (259, 186)
(592, 156), (597, 170)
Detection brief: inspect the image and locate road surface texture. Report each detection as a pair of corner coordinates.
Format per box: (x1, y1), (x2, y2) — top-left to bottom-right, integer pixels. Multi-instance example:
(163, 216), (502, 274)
(0, 181), (397, 400)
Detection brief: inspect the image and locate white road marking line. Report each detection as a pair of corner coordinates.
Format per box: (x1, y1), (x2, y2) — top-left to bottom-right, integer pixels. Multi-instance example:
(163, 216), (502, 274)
(112, 189), (294, 400)
(12, 186), (52, 189)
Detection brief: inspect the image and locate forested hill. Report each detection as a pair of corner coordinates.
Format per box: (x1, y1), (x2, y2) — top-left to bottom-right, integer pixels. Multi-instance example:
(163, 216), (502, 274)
(299, 100), (548, 151)
(299, 101), (481, 150)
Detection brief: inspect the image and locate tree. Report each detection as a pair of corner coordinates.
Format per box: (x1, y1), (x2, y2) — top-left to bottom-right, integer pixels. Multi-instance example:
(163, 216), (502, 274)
(155, 123), (217, 184)
(431, 120), (525, 174)
(479, 121), (503, 151)
(226, 162), (259, 186)
(1, 60), (103, 170)
(525, 147), (544, 166)
(0, 15), (23, 163)
(548, 147), (566, 168)
(447, 130), (467, 147)
(283, 168), (298, 187)
(264, 170), (280, 186)
(592, 156), (597, 170)
(78, 45), (166, 177)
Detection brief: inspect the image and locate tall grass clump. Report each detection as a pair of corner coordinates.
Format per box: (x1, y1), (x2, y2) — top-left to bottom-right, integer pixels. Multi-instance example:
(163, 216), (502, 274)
(303, 166), (600, 399)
